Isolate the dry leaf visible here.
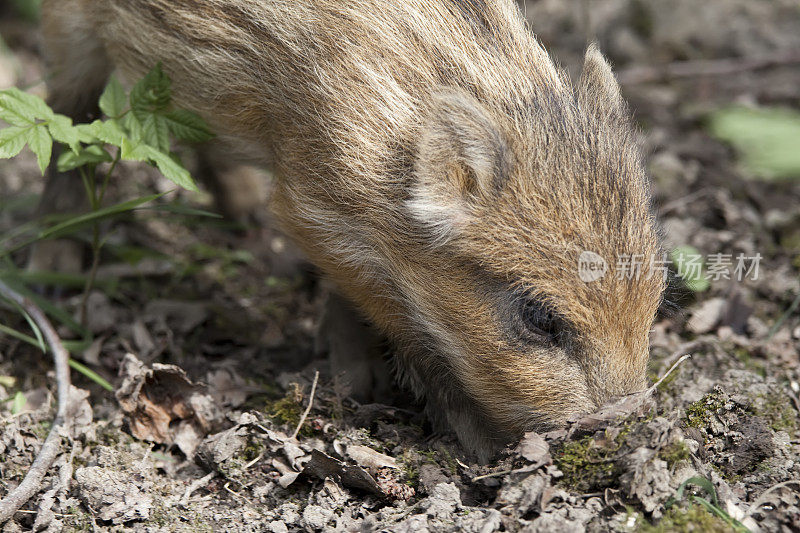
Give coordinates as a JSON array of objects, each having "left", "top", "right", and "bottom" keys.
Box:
[
  {"left": 74, "top": 467, "right": 153, "bottom": 524},
  {"left": 115, "top": 353, "right": 223, "bottom": 457},
  {"left": 515, "top": 432, "right": 551, "bottom": 467},
  {"left": 302, "top": 449, "right": 384, "bottom": 496},
  {"left": 345, "top": 444, "right": 398, "bottom": 470}
]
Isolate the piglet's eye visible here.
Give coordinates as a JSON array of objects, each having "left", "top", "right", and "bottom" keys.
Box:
[{"left": 519, "top": 299, "right": 560, "bottom": 341}]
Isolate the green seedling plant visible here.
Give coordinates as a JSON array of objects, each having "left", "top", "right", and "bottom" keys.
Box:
[
  {"left": 665, "top": 476, "right": 750, "bottom": 532},
  {"left": 0, "top": 64, "right": 214, "bottom": 389}
]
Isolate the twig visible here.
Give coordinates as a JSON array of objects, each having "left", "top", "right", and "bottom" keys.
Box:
[
  {"left": 743, "top": 479, "right": 800, "bottom": 520},
  {"left": 471, "top": 469, "right": 518, "bottom": 482},
  {"left": 455, "top": 458, "right": 470, "bottom": 470},
  {"left": 618, "top": 51, "right": 800, "bottom": 85},
  {"left": 0, "top": 280, "right": 73, "bottom": 525},
  {"left": 222, "top": 482, "right": 250, "bottom": 504},
  {"left": 659, "top": 340, "right": 705, "bottom": 372},
  {"left": 648, "top": 353, "right": 692, "bottom": 395},
  {"left": 291, "top": 371, "right": 319, "bottom": 440},
  {"left": 179, "top": 471, "right": 217, "bottom": 506},
  {"left": 243, "top": 452, "right": 265, "bottom": 470},
  {"left": 14, "top": 510, "right": 70, "bottom": 518},
  {"left": 786, "top": 383, "right": 800, "bottom": 414}
]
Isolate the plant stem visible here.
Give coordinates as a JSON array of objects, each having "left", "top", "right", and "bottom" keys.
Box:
[
  {"left": 99, "top": 151, "right": 121, "bottom": 205},
  {"left": 79, "top": 167, "right": 102, "bottom": 327},
  {"left": 767, "top": 286, "right": 800, "bottom": 341}
]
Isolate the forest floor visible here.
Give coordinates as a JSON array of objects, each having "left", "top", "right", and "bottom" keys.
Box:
[{"left": 1, "top": 1, "right": 799, "bottom": 531}]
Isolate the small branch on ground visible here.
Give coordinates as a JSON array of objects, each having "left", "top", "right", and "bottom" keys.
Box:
[
  {"left": 647, "top": 353, "right": 692, "bottom": 395},
  {"left": 660, "top": 339, "right": 706, "bottom": 371},
  {"left": 471, "top": 469, "right": 518, "bottom": 482},
  {"left": 0, "top": 280, "right": 73, "bottom": 525},
  {"left": 618, "top": 51, "right": 800, "bottom": 85},
  {"left": 179, "top": 471, "right": 217, "bottom": 507},
  {"left": 744, "top": 480, "right": 800, "bottom": 520},
  {"left": 291, "top": 371, "right": 319, "bottom": 440}
]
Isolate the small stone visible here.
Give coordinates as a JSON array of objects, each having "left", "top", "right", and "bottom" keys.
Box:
[
  {"left": 268, "top": 521, "right": 288, "bottom": 533},
  {"left": 302, "top": 504, "right": 333, "bottom": 531},
  {"left": 687, "top": 298, "right": 727, "bottom": 334}
]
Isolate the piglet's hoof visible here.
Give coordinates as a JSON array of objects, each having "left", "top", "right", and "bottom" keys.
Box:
[{"left": 315, "top": 293, "right": 393, "bottom": 404}]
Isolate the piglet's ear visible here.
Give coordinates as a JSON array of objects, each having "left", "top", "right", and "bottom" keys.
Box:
[
  {"left": 408, "top": 90, "right": 509, "bottom": 242},
  {"left": 578, "top": 43, "right": 626, "bottom": 119}
]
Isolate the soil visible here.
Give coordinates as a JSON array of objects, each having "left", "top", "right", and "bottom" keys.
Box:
[{"left": 1, "top": 1, "right": 799, "bottom": 531}]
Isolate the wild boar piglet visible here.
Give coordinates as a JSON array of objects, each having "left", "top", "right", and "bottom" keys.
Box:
[{"left": 40, "top": 0, "right": 664, "bottom": 458}]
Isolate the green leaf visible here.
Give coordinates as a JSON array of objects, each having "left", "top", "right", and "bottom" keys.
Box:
[
  {"left": 69, "top": 359, "right": 114, "bottom": 392},
  {"left": 0, "top": 126, "right": 29, "bottom": 159},
  {"left": 47, "top": 115, "right": 81, "bottom": 153},
  {"left": 0, "top": 102, "right": 32, "bottom": 126},
  {"left": 11, "top": 391, "right": 26, "bottom": 415},
  {"left": 141, "top": 113, "right": 170, "bottom": 152},
  {"left": 130, "top": 63, "right": 171, "bottom": 117},
  {"left": 119, "top": 136, "right": 147, "bottom": 162},
  {"left": 74, "top": 123, "right": 100, "bottom": 144},
  {"left": 139, "top": 144, "right": 198, "bottom": 191},
  {"left": 17, "top": 299, "right": 46, "bottom": 352},
  {"left": 670, "top": 245, "right": 710, "bottom": 293},
  {"left": 26, "top": 124, "right": 53, "bottom": 174},
  {"left": 162, "top": 109, "right": 215, "bottom": 143},
  {"left": 0, "top": 87, "right": 53, "bottom": 122},
  {"left": 709, "top": 106, "right": 800, "bottom": 181},
  {"left": 143, "top": 203, "right": 222, "bottom": 218},
  {"left": 76, "top": 119, "right": 127, "bottom": 147},
  {"left": 2, "top": 269, "right": 88, "bottom": 289},
  {"left": 0, "top": 89, "right": 37, "bottom": 123},
  {"left": 674, "top": 476, "right": 719, "bottom": 507},
  {"left": 120, "top": 112, "right": 144, "bottom": 143},
  {"left": 122, "top": 139, "right": 197, "bottom": 191},
  {"left": 0, "top": 322, "right": 36, "bottom": 348},
  {"left": 38, "top": 192, "right": 166, "bottom": 240},
  {"left": 0, "top": 318, "right": 45, "bottom": 352},
  {"left": 57, "top": 145, "right": 113, "bottom": 172},
  {"left": 93, "top": 119, "right": 127, "bottom": 147},
  {"left": 99, "top": 76, "right": 127, "bottom": 118},
  {"left": 63, "top": 340, "right": 92, "bottom": 353}
]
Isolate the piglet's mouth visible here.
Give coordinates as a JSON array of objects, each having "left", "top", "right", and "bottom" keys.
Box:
[
  {"left": 557, "top": 355, "right": 690, "bottom": 433},
  {"left": 556, "top": 388, "right": 657, "bottom": 435}
]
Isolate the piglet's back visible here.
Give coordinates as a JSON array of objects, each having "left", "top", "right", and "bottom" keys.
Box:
[{"left": 88, "top": 0, "right": 568, "bottom": 172}]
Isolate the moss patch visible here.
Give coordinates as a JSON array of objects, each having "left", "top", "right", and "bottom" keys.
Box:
[
  {"left": 554, "top": 425, "right": 633, "bottom": 492},
  {"left": 263, "top": 383, "right": 308, "bottom": 434},
  {"left": 659, "top": 440, "right": 690, "bottom": 469},
  {"left": 732, "top": 347, "right": 767, "bottom": 378},
  {"left": 685, "top": 391, "right": 726, "bottom": 429},
  {"left": 639, "top": 503, "right": 734, "bottom": 532},
  {"left": 400, "top": 451, "right": 420, "bottom": 489},
  {"left": 748, "top": 391, "right": 798, "bottom": 435}
]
